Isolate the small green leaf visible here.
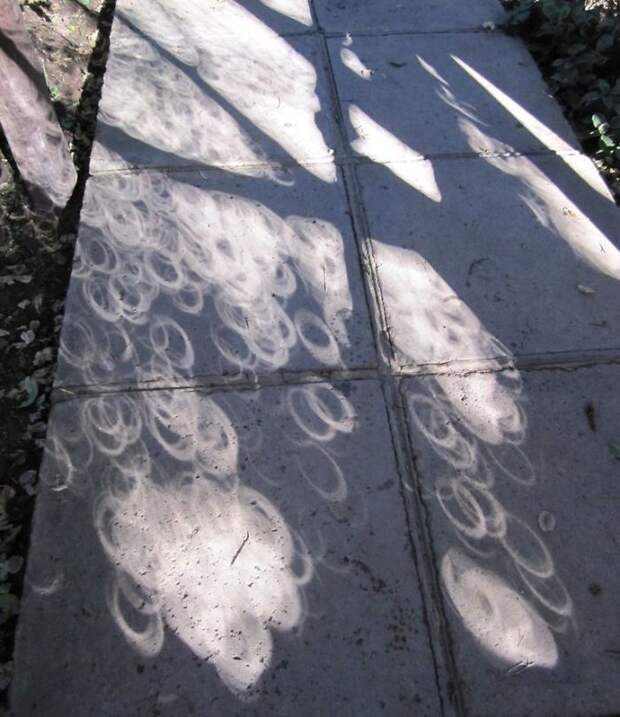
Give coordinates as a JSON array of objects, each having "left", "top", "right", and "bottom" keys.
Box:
[
  {"left": 18, "top": 377, "right": 38, "bottom": 408},
  {"left": 601, "top": 134, "right": 616, "bottom": 148},
  {"left": 592, "top": 113, "right": 605, "bottom": 128}
]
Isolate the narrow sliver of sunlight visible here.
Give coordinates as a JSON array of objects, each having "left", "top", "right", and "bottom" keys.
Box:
[
  {"left": 452, "top": 55, "right": 614, "bottom": 202},
  {"left": 348, "top": 105, "right": 442, "bottom": 202},
  {"left": 459, "top": 120, "right": 620, "bottom": 280}
]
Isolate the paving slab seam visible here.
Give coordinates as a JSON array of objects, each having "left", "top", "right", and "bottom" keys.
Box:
[
  {"left": 317, "top": 18, "right": 464, "bottom": 715},
  {"left": 49, "top": 367, "right": 381, "bottom": 403},
  {"left": 319, "top": 28, "right": 505, "bottom": 40},
  {"left": 88, "top": 146, "right": 590, "bottom": 178},
  {"left": 313, "top": 21, "right": 396, "bottom": 374},
  {"left": 399, "top": 349, "right": 620, "bottom": 377},
  {"left": 379, "top": 376, "right": 461, "bottom": 717},
  {"left": 394, "top": 375, "right": 467, "bottom": 717},
  {"left": 88, "top": 155, "right": 341, "bottom": 177},
  {"left": 49, "top": 348, "right": 620, "bottom": 405}
]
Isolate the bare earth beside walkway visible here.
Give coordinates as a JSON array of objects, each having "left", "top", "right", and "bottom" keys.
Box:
[{"left": 10, "top": 1, "right": 620, "bottom": 715}]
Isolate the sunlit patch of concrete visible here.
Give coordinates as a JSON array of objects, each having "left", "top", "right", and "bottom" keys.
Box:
[
  {"left": 259, "top": 0, "right": 313, "bottom": 26},
  {"left": 96, "top": 467, "right": 310, "bottom": 696},
  {"left": 97, "top": 22, "right": 280, "bottom": 179},
  {"left": 58, "top": 170, "right": 355, "bottom": 385},
  {"left": 117, "top": 0, "right": 336, "bottom": 182},
  {"left": 340, "top": 46, "right": 374, "bottom": 80},
  {"left": 459, "top": 120, "right": 620, "bottom": 280},
  {"left": 441, "top": 548, "right": 558, "bottom": 669},
  {"left": 348, "top": 105, "right": 441, "bottom": 202},
  {"left": 452, "top": 55, "right": 614, "bottom": 203},
  {"left": 375, "top": 242, "right": 521, "bottom": 445}
]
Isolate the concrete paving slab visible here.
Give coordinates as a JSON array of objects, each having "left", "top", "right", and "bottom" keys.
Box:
[
  {"left": 402, "top": 365, "right": 620, "bottom": 717},
  {"left": 12, "top": 380, "right": 442, "bottom": 716},
  {"left": 118, "top": 0, "right": 315, "bottom": 40},
  {"left": 55, "top": 166, "right": 376, "bottom": 387},
  {"left": 356, "top": 153, "right": 620, "bottom": 368},
  {"left": 314, "top": 0, "right": 505, "bottom": 33},
  {"left": 91, "top": 5, "right": 337, "bottom": 178},
  {"left": 207, "top": 0, "right": 316, "bottom": 35},
  {"left": 327, "top": 32, "right": 580, "bottom": 158}
]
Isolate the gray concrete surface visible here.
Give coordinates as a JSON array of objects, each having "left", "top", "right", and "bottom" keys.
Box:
[
  {"left": 90, "top": 24, "right": 339, "bottom": 175},
  {"left": 313, "top": 0, "right": 505, "bottom": 33},
  {"left": 402, "top": 365, "right": 620, "bottom": 717},
  {"left": 358, "top": 153, "right": 620, "bottom": 368},
  {"left": 11, "top": 0, "right": 620, "bottom": 715},
  {"left": 327, "top": 32, "right": 581, "bottom": 158},
  {"left": 54, "top": 166, "right": 375, "bottom": 388},
  {"left": 13, "top": 382, "right": 441, "bottom": 716}
]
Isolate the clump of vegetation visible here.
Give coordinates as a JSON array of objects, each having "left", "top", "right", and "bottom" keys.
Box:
[{"left": 503, "top": 0, "right": 620, "bottom": 200}]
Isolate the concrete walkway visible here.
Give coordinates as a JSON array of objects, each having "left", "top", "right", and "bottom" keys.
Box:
[{"left": 12, "top": 1, "right": 620, "bottom": 715}]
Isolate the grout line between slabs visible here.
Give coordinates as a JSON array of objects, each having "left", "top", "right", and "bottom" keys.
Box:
[
  {"left": 316, "top": 12, "right": 462, "bottom": 717},
  {"left": 148, "top": 26, "right": 508, "bottom": 42},
  {"left": 50, "top": 367, "right": 380, "bottom": 403},
  {"left": 49, "top": 349, "right": 620, "bottom": 404},
  {"left": 88, "top": 146, "right": 587, "bottom": 178}
]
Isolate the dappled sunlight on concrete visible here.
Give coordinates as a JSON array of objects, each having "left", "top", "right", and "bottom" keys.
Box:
[
  {"left": 115, "top": 0, "right": 336, "bottom": 181},
  {"left": 349, "top": 105, "right": 442, "bottom": 202},
  {"left": 441, "top": 549, "right": 558, "bottom": 670},
  {"left": 459, "top": 120, "right": 620, "bottom": 280},
  {"left": 373, "top": 240, "right": 574, "bottom": 650},
  {"left": 41, "top": 374, "right": 373, "bottom": 698},
  {"left": 284, "top": 384, "right": 357, "bottom": 506},
  {"left": 0, "top": 0, "right": 76, "bottom": 207},
  {"left": 452, "top": 55, "right": 613, "bottom": 202},
  {"left": 92, "top": 399, "right": 311, "bottom": 697},
  {"left": 335, "top": 41, "right": 613, "bottom": 674},
  {"left": 407, "top": 373, "right": 574, "bottom": 639},
  {"left": 95, "top": 22, "right": 280, "bottom": 179},
  {"left": 44, "top": 388, "right": 313, "bottom": 698},
  {"left": 17, "top": 1, "right": 620, "bottom": 711},
  {"left": 57, "top": 170, "right": 355, "bottom": 385},
  {"left": 376, "top": 242, "right": 521, "bottom": 444}
]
